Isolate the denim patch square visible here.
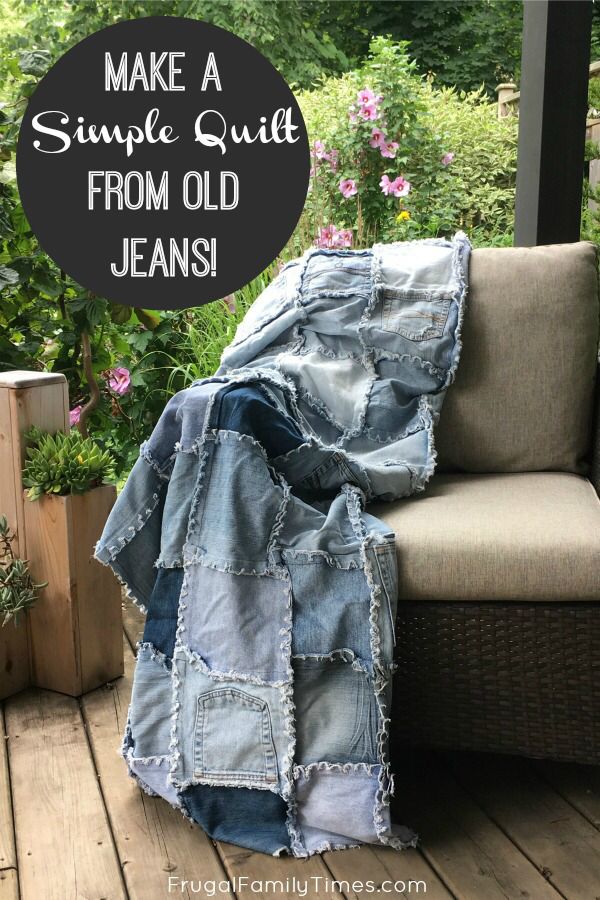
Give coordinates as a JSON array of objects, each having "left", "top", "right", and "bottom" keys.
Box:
[
  {"left": 128, "top": 644, "right": 173, "bottom": 760},
  {"left": 181, "top": 783, "right": 290, "bottom": 856},
  {"left": 142, "top": 567, "right": 184, "bottom": 660},
  {"left": 186, "top": 433, "right": 285, "bottom": 572},
  {"left": 181, "top": 564, "right": 289, "bottom": 682},
  {"left": 287, "top": 557, "right": 372, "bottom": 661},
  {"left": 129, "top": 758, "right": 181, "bottom": 808},
  {"left": 293, "top": 657, "right": 379, "bottom": 765},
  {"left": 278, "top": 351, "right": 372, "bottom": 432},
  {"left": 295, "top": 765, "right": 382, "bottom": 847},
  {"left": 172, "top": 653, "right": 288, "bottom": 792}
]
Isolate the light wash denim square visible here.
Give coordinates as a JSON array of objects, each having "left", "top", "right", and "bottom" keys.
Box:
[
  {"left": 129, "top": 759, "right": 182, "bottom": 808},
  {"left": 288, "top": 556, "right": 372, "bottom": 661},
  {"left": 128, "top": 644, "right": 173, "bottom": 760},
  {"left": 295, "top": 764, "right": 417, "bottom": 849},
  {"left": 279, "top": 351, "right": 372, "bottom": 432},
  {"left": 293, "top": 656, "right": 379, "bottom": 765},
  {"left": 172, "top": 652, "right": 288, "bottom": 793},
  {"left": 181, "top": 564, "right": 290, "bottom": 682}
]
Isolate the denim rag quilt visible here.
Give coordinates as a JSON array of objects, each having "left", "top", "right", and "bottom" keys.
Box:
[{"left": 95, "top": 232, "right": 471, "bottom": 857}]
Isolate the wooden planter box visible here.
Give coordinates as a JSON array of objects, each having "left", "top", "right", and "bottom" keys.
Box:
[
  {"left": 0, "top": 616, "right": 30, "bottom": 701},
  {"left": 24, "top": 484, "right": 124, "bottom": 695}
]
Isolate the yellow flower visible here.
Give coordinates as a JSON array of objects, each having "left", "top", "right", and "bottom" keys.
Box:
[
  {"left": 77, "top": 454, "right": 84, "bottom": 464},
  {"left": 397, "top": 211, "right": 411, "bottom": 222}
]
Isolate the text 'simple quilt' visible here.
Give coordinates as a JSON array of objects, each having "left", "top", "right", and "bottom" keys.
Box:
[{"left": 95, "top": 233, "right": 471, "bottom": 856}]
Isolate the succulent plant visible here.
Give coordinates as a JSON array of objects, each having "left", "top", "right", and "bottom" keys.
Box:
[
  {"left": 0, "top": 515, "right": 46, "bottom": 626},
  {"left": 22, "top": 427, "right": 116, "bottom": 501}
]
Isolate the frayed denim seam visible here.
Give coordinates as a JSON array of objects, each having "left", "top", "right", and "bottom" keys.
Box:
[
  {"left": 180, "top": 553, "right": 281, "bottom": 578},
  {"left": 140, "top": 441, "right": 174, "bottom": 479},
  {"left": 94, "top": 555, "right": 149, "bottom": 615},
  {"left": 178, "top": 643, "right": 287, "bottom": 688},
  {"left": 372, "top": 346, "right": 448, "bottom": 380},
  {"left": 94, "top": 471, "right": 163, "bottom": 563},
  {"left": 153, "top": 558, "right": 184, "bottom": 569},
  {"left": 137, "top": 641, "right": 171, "bottom": 671},
  {"left": 294, "top": 343, "right": 365, "bottom": 363},
  {"left": 280, "top": 569, "right": 307, "bottom": 857},
  {"left": 295, "top": 386, "right": 348, "bottom": 434},
  {"left": 280, "top": 549, "right": 362, "bottom": 569},
  {"left": 268, "top": 481, "right": 307, "bottom": 856},
  {"left": 293, "top": 762, "right": 382, "bottom": 779},
  {"left": 443, "top": 230, "right": 470, "bottom": 387},
  {"left": 337, "top": 367, "right": 377, "bottom": 446},
  {"left": 292, "top": 649, "right": 371, "bottom": 674},
  {"left": 360, "top": 538, "right": 418, "bottom": 850},
  {"left": 342, "top": 484, "right": 368, "bottom": 541}
]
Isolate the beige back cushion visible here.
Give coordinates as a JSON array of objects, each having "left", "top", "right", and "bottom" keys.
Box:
[{"left": 436, "top": 242, "right": 599, "bottom": 475}]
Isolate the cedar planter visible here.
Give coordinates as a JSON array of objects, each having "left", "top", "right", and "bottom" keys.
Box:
[
  {"left": 0, "top": 616, "right": 30, "bottom": 701},
  {"left": 0, "top": 370, "right": 124, "bottom": 700},
  {"left": 24, "top": 484, "right": 123, "bottom": 695}
]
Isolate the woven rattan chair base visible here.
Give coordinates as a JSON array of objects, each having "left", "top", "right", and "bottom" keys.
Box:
[{"left": 391, "top": 601, "right": 600, "bottom": 765}]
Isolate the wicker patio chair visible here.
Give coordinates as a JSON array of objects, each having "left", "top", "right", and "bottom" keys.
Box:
[{"left": 372, "top": 242, "right": 600, "bottom": 765}]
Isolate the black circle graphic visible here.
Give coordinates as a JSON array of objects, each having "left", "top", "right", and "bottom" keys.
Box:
[{"left": 17, "top": 17, "right": 310, "bottom": 310}]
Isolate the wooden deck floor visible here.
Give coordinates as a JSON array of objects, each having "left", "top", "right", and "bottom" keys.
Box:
[{"left": 2, "top": 602, "right": 600, "bottom": 900}]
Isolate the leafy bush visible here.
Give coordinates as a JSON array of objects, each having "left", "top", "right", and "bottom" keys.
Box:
[
  {"left": 296, "top": 37, "right": 518, "bottom": 247},
  {"left": 23, "top": 428, "right": 115, "bottom": 500},
  {"left": 0, "top": 515, "right": 46, "bottom": 626}
]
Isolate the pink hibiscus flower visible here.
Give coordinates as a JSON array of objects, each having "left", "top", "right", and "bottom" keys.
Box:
[
  {"left": 441, "top": 152, "right": 455, "bottom": 166},
  {"left": 369, "top": 127, "right": 386, "bottom": 149},
  {"left": 359, "top": 103, "right": 379, "bottom": 121},
  {"left": 314, "top": 224, "right": 353, "bottom": 250},
  {"left": 381, "top": 141, "right": 399, "bottom": 159},
  {"left": 69, "top": 405, "right": 82, "bottom": 427},
  {"left": 339, "top": 178, "right": 358, "bottom": 199},
  {"left": 222, "top": 294, "right": 236, "bottom": 314},
  {"left": 107, "top": 366, "right": 131, "bottom": 396},
  {"left": 380, "top": 174, "right": 411, "bottom": 198},
  {"left": 357, "top": 88, "right": 376, "bottom": 105}
]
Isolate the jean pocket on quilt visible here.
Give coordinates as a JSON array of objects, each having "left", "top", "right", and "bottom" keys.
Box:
[
  {"left": 380, "top": 289, "right": 451, "bottom": 342},
  {"left": 194, "top": 688, "right": 278, "bottom": 785}
]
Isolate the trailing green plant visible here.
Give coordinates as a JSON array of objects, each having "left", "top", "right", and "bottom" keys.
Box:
[
  {"left": 0, "top": 514, "right": 46, "bottom": 626},
  {"left": 22, "top": 427, "right": 115, "bottom": 500}
]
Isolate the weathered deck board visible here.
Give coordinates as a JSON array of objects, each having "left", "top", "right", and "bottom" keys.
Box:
[
  {"left": 81, "top": 635, "right": 233, "bottom": 900},
  {"left": 535, "top": 758, "right": 600, "bottom": 828},
  {"left": 393, "top": 750, "right": 560, "bottom": 900},
  {"left": 5, "top": 688, "right": 126, "bottom": 900},
  {"left": 323, "top": 845, "right": 453, "bottom": 900},
  {"left": 216, "top": 841, "right": 343, "bottom": 899},
  {"left": 0, "top": 868, "right": 18, "bottom": 900},
  {"left": 0, "top": 708, "right": 16, "bottom": 874},
  {"left": 447, "top": 750, "right": 600, "bottom": 899},
  {"left": 122, "top": 597, "right": 144, "bottom": 652}
]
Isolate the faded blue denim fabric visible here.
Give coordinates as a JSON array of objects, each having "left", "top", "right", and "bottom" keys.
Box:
[{"left": 95, "top": 234, "right": 470, "bottom": 857}]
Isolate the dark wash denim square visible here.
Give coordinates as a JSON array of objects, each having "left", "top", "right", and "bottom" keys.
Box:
[
  {"left": 142, "top": 567, "right": 184, "bottom": 661},
  {"left": 181, "top": 784, "right": 290, "bottom": 855},
  {"left": 210, "top": 384, "right": 305, "bottom": 457}
]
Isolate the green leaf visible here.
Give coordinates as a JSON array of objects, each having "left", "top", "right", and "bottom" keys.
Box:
[
  {"left": 0, "top": 266, "right": 20, "bottom": 288},
  {"left": 18, "top": 50, "right": 51, "bottom": 77}
]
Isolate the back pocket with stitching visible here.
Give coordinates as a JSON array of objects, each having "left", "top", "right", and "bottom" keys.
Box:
[
  {"left": 194, "top": 688, "right": 278, "bottom": 785},
  {"left": 381, "top": 290, "right": 451, "bottom": 342}
]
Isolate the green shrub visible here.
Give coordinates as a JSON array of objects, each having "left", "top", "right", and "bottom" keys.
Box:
[
  {"left": 296, "top": 37, "right": 517, "bottom": 247},
  {"left": 0, "top": 515, "right": 46, "bottom": 625},
  {"left": 22, "top": 427, "right": 115, "bottom": 500}
]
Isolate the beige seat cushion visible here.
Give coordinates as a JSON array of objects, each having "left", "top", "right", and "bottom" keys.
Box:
[
  {"left": 369, "top": 473, "right": 600, "bottom": 602},
  {"left": 436, "top": 242, "right": 599, "bottom": 475}
]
